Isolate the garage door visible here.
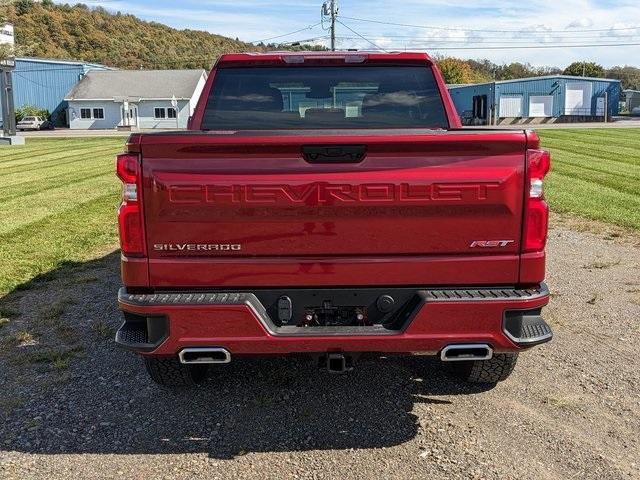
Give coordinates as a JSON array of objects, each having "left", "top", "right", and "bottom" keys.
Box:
[
  {"left": 565, "top": 82, "right": 593, "bottom": 115},
  {"left": 499, "top": 95, "right": 523, "bottom": 117},
  {"left": 529, "top": 95, "right": 553, "bottom": 117}
]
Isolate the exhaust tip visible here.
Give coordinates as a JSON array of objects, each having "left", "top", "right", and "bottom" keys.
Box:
[
  {"left": 178, "top": 347, "right": 231, "bottom": 364},
  {"left": 440, "top": 344, "right": 493, "bottom": 362}
]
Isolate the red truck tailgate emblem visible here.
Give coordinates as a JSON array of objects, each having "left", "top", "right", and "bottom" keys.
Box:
[{"left": 167, "top": 182, "right": 502, "bottom": 205}]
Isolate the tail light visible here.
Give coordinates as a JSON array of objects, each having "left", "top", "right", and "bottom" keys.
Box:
[
  {"left": 523, "top": 149, "right": 551, "bottom": 253},
  {"left": 116, "top": 153, "right": 146, "bottom": 256}
]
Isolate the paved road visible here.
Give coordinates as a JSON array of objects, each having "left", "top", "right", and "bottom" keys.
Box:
[
  {"left": 0, "top": 217, "right": 638, "bottom": 479},
  {"left": 16, "top": 128, "right": 173, "bottom": 138},
  {"left": 473, "top": 119, "right": 640, "bottom": 129}
]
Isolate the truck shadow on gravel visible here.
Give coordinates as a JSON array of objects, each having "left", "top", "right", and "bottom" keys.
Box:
[{"left": 0, "top": 252, "right": 493, "bottom": 459}]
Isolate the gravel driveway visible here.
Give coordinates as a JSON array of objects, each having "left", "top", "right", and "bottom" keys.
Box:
[{"left": 1, "top": 217, "right": 638, "bottom": 480}]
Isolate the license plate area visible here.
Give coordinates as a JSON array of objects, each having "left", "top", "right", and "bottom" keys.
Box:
[{"left": 301, "top": 302, "right": 368, "bottom": 327}]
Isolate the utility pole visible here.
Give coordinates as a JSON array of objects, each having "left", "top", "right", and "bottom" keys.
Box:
[
  {"left": 322, "top": 0, "right": 338, "bottom": 50},
  {"left": 1, "top": 22, "right": 17, "bottom": 139},
  {"left": 331, "top": 0, "right": 338, "bottom": 51},
  {"left": 1, "top": 66, "right": 16, "bottom": 136}
]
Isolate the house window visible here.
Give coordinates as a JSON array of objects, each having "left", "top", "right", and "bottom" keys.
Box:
[
  {"left": 80, "top": 108, "right": 91, "bottom": 119},
  {"left": 154, "top": 108, "right": 166, "bottom": 119},
  {"left": 167, "top": 107, "right": 177, "bottom": 119},
  {"left": 93, "top": 108, "right": 104, "bottom": 119}
]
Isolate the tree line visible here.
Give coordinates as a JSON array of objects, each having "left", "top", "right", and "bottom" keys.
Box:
[{"left": 437, "top": 57, "right": 640, "bottom": 90}]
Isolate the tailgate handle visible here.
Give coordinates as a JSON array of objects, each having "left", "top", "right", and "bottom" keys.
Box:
[{"left": 302, "top": 145, "right": 367, "bottom": 164}]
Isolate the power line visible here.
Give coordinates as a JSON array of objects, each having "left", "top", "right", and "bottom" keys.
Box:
[
  {"left": 335, "top": 19, "right": 388, "bottom": 52},
  {"left": 277, "top": 36, "right": 331, "bottom": 45},
  {"left": 339, "top": 15, "right": 640, "bottom": 34},
  {"left": 331, "top": 32, "right": 640, "bottom": 41},
  {"left": 333, "top": 35, "right": 640, "bottom": 44},
  {"left": 250, "top": 22, "right": 322, "bottom": 44},
  {"left": 376, "top": 42, "right": 640, "bottom": 51}
]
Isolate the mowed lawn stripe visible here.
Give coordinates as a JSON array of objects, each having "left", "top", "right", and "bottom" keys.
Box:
[
  {"left": 540, "top": 130, "right": 640, "bottom": 147},
  {"left": 563, "top": 157, "right": 640, "bottom": 181},
  {"left": 0, "top": 160, "right": 115, "bottom": 190},
  {"left": 546, "top": 172, "right": 640, "bottom": 229},
  {"left": 0, "top": 193, "right": 119, "bottom": 294},
  {"left": 0, "top": 144, "right": 89, "bottom": 164},
  {"left": 547, "top": 149, "right": 640, "bottom": 179},
  {"left": 551, "top": 162, "right": 639, "bottom": 197},
  {"left": 0, "top": 143, "right": 89, "bottom": 163},
  {"left": 0, "top": 145, "right": 121, "bottom": 175},
  {"left": 0, "top": 169, "right": 113, "bottom": 203},
  {"left": 0, "top": 139, "right": 122, "bottom": 166},
  {"left": 0, "top": 173, "right": 120, "bottom": 235},
  {"left": 542, "top": 143, "right": 640, "bottom": 167},
  {"left": 540, "top": 128, "right": 640, "bottom": 142},
  {"left": 539, "top": 128, "right": 640, "bottom": 229},
  {"left": 540, "top": 141, "right": 640, "bottom": 167},
  {"left": 0, "top": 138, "right": 124, "bottom": 295},
  {"left": 545, "top": 149, "right": 640, "bottom": 179}
]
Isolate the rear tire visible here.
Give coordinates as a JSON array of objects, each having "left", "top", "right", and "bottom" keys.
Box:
[
  {"left": 449, "top": 353, "right": 518, "bottom": 384},
  {"left": 144, "top": 357, "right": 209, "bottom": 387}
]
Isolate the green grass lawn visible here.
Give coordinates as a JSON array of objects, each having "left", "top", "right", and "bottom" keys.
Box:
[
  {"left": 0, "top": 138, "right": 124, "bottom": 295},
  {"left": 0, "top": 130, "right": 638, "bottom": 296},
  {"left": 539, "top": 128, "right": 640, "bottom": 230}
]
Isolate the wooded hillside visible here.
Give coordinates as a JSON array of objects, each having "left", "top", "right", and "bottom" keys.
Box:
[{"left": 4, "top": 0, "right": 258, "bottom": 69}]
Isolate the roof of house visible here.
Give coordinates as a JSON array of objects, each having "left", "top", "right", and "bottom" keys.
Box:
[
  {"left": 448, "top": 74, "right": 621, "bottom": 90},
  {"left": 65, "top": 69, "right": 206, "bottom": 101}
]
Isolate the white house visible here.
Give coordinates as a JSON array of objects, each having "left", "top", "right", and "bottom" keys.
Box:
[{"left": 64, "top": 69, "right": 207, "bottom": 129}]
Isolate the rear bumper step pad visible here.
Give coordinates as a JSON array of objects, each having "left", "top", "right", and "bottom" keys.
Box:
[
  {"left": 503, "top": 309, "right": 553, "bottom": 347},
  {"left": 119, "top": 284, "right": 548, "bottom": 307}
]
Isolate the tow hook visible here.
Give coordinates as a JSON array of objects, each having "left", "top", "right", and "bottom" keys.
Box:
[{"left": 319, "top": 353, "right": 354, "bottom": 374}]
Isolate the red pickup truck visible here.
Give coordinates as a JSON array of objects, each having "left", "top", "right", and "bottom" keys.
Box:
[{"left": 115, "top": 51, "right": 552, "bottom": 387}]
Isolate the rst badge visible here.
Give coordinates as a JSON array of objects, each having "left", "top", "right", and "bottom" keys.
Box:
[{"left": 469, "top": 240, "right": 514, "bottom": 248}]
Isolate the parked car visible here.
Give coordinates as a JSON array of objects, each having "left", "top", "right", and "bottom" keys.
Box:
[
  {"left": 115, "top": 51, "right": 553, "bottom": 387},
  {"left": 17, "top": 116, "right": 46, "bottom": 131}
]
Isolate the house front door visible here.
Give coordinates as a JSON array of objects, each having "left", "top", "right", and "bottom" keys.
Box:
[
  {"left": 128, "top": 105, "right": 138, "bottom": 126},
  {"left": 122, "top": 103, "right": 138, "bottom": 127}
]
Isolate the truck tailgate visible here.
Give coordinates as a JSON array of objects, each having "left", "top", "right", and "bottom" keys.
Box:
[{"left": 140, "top": 130, "right": 528, "bottom": 287}]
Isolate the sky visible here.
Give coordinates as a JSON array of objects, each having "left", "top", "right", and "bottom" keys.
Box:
[{"left": 62, "top": 0, "right": 640, "bottom": 68}]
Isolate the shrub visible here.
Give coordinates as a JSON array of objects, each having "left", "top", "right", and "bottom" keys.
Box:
[{"left": 15, "top": 105, "right": 50, "bottom": 122}]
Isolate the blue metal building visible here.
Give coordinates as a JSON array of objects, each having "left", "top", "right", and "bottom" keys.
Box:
[
  {"left": 448, "top": 75, "right": 621, "bottom": 125},
  {"left": 2, "top": 57, "right": 110, "bottom": 126}
]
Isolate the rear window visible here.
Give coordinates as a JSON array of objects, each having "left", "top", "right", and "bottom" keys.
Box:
[
  {"left": 202, "top": 66, "right": 449, "bottom": 130},
  {"left": 23, "top": 117, "right": 36, "bottom": 121}
]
